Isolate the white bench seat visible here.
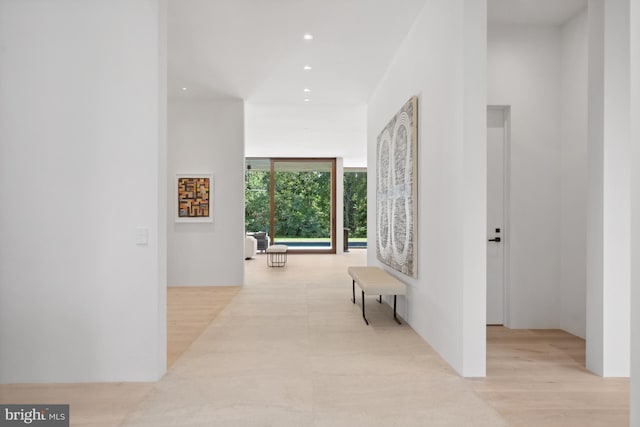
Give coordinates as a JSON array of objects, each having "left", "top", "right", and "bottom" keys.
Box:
[{"left": 348, "top": 266, "right": 406, "bottom": 325}]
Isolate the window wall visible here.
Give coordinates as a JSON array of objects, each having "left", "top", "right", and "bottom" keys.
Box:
[
  {"left": 246, "top": 158, "right": 337, "bottom": 253},
  {"left": 343, "top": 168, "right": 367, "bottom": 248}
]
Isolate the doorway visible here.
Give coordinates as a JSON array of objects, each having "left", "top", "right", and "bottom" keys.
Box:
[
  {"left": 245, "top": 157, "right": 337, "bottom": 254},
  {"left": 487, "top": 106, "right": 510, "bottom": 326}
]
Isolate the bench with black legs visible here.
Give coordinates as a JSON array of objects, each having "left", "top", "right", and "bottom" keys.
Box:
[{"left": 347, "top": 266, "right": 407, "bottom": 325}]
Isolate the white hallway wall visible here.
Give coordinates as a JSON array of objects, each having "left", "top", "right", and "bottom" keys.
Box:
[
  {"left": 488, "top": 23, "right": 563, "bottom": 330},
  {"left": 0, "top": 0, "right": 167, "bottom": 382},
  {"left": 631, "top": 0, "right": 640, "bottom": 422},
  {"left": 488, "top": 2, "right": 633, "bottom": 379},
  {"left": 168, "top": 100, "right": 245, "bottom": 286},
  {"left": 487, "top": 14, "right": 589, "bottom": 336},
  {"left": 367, "top": 0, "right": 487, "bottom": 376}
]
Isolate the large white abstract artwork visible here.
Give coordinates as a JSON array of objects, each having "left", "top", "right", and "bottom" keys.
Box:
[{"left": 376, "top": 96, "right": 418, "bottom": 278}]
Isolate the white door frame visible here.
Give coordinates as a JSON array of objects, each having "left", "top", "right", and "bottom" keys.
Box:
[{"left": 487, "top": 105, "right": 511, "bottom": 328}]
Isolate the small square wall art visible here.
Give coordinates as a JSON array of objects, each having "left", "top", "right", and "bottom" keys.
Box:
[{"left": 175, "top": 173, "right": 213, "bottom": 222}]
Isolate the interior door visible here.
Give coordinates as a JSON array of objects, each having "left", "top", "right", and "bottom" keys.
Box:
[{"left": 487, "top": 107, "right": 506, "bottom": 325}]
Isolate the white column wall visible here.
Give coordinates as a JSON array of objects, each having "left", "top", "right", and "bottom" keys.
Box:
[
  {"left": 560, "top": 11, "right": 589, "bottom": 339},
  {"left": 336, "top": 158, "right": 345, "bottom": 254},
  {"left": 367, "top": 0, "right": 486, "bottom": 376},
  {"left": 586, "top": 0, "right": 631, "bottom": 377},
  {"left": 167, "top": 100, "right": 245, "bottom": 286},
  {"left": 0, "top": 0, "right": 167, "bottom": 382},
  {"left": 630, "top": 0, "right": 640, "bottom": 421},
  {"left": 462, "top": 0, "right": 488, "bottom": 376}
]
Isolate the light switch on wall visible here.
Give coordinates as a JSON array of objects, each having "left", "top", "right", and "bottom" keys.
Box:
[{"left": 135, "top": 227, "right": 149, "bottom": 246}]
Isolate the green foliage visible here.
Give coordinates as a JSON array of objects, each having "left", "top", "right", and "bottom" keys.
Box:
[
  {"left": 343, "top": 172, "right": 367, "bottom": 238},
  {"left": 245, "top": 168, "right": 368, "bottom": 240},
  {"left": 274, "top": 171, "right": 330, "bottom": 238},
  {"left": 244, "top": 171, "right": 270, "bottom": 232}
]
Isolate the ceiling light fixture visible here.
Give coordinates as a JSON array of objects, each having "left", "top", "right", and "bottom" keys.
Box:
[
  {"left": 303, "top": 33, "right": 313, "bottom": 40},
  {"left": 303, "top": 65, "right": 312, "bottom": 71},
  {"left": 181, "top": 87, "right": 188, "bottom": 91},
  {"left": 303, "top": 88, "right": 311, "bottom": 93},
  {"left": 304, "top": 98, "right": 310, "bottom": 102}
]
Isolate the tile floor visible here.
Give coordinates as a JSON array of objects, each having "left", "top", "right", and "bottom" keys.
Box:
[{"left": 121, "top": 250, "right": 507, "bottom": 426}]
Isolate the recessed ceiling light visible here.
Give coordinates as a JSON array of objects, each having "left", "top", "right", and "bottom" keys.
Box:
[
  {"left": 181, "top": 87, "right": 188, "bottom": 91},
  {"left": 303, "top": 65, "right": 312, "bottom": 71},
  {"left": 304, "top": 98, "right": 310, "bottom": 102},
  {"left": 303, "top": 34, "right": 313, "bottom": 40},
  {"left": 303, "top": 88, "right": 311, "bottom": 93}
]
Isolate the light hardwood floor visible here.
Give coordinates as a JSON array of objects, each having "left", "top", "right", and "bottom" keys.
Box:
[
  {"left": 0, "top": 252, "right": 630, "bottom": 426},
  {"left": 467, "top": 327, "right": 629, "bottom": 426},
  {"left": 0, "top": 287, "right": 239, "bottom": 427},
  {"left": 167, "top": 286, "right": 240, "bottom": 367}
]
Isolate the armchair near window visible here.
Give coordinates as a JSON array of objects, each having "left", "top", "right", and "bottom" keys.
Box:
[{"left": 252, "top": 232, "right": 270, "bottom": 252}]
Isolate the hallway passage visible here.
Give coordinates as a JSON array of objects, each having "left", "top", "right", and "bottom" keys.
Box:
[
  {"left": 0, "top": 251, "right": 628, "bottom": 426},
  {"left": 122, "top": 250, "right": 506, "bottom": 426}
]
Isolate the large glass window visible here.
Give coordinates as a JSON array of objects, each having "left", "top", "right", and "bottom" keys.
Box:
[
  {"left": 343, "top": 169, "right": 367, "bottom": 248},
  {"left": 245, "top": 158, "right": 336, "bottom": 253},
  {"left": 245, "top": 158, "right": 271, "bottom": 233}
]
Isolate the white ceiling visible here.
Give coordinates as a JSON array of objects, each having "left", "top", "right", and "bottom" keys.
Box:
[
  {"left": 169, "top": 0, "right": 590, "bottom": 105},
  {"left": 245, "top": 103, "right": 367, "bottom": 167},
  {"left": 488, "top": 0, "right": 587, "bottom": 26},
  {"left": 169, "top": 0, "right": 590, "bottom": 167},
  {"left": 167, "top": 0, "right": 428, "bottom": 104}
]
